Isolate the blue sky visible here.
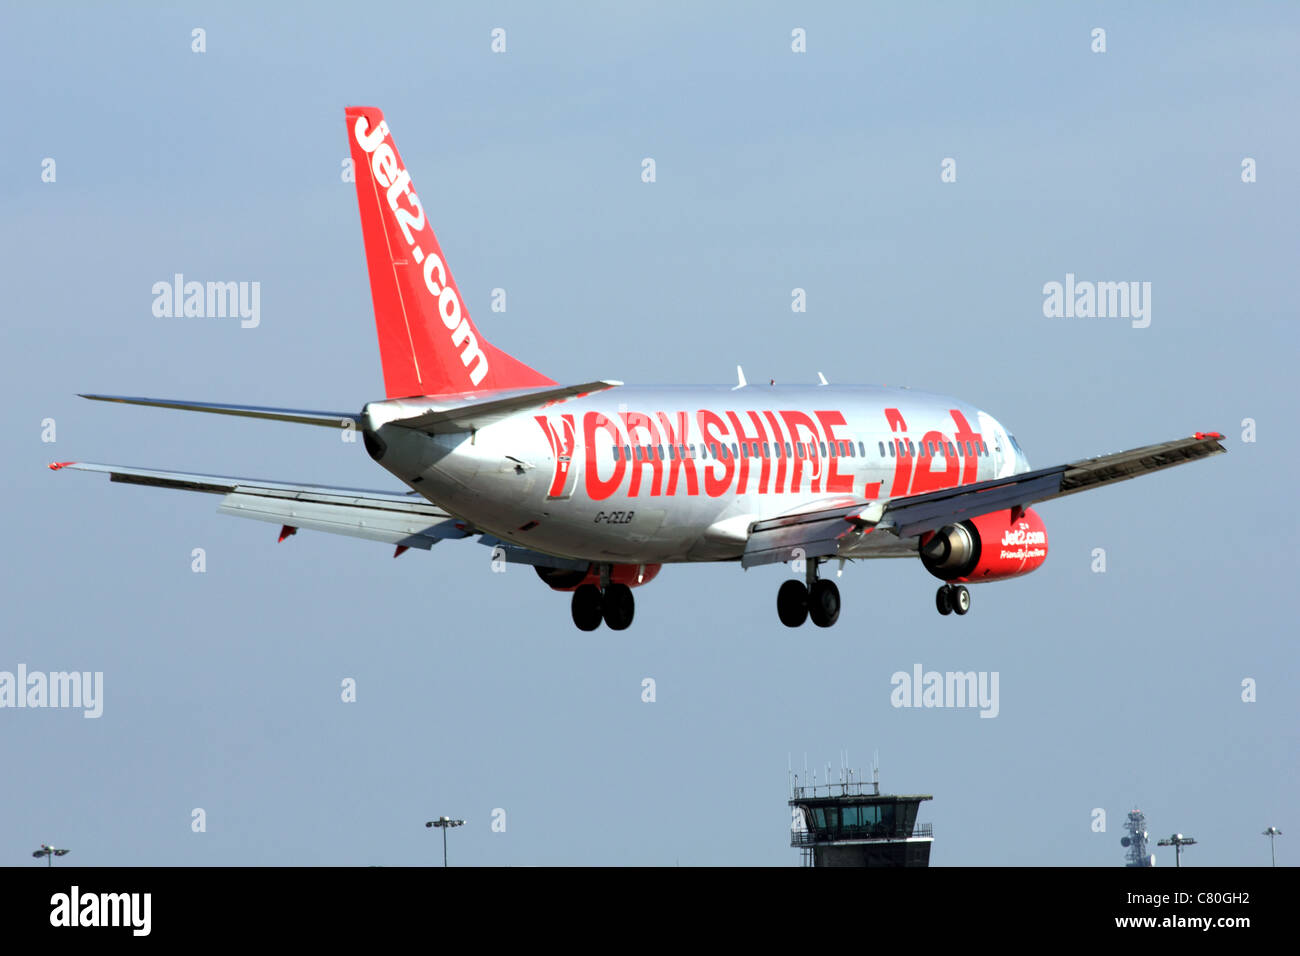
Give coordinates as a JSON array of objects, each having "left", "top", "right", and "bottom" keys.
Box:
[{"left": 2, "top": 2, "right": 1295, "bottom": 865}]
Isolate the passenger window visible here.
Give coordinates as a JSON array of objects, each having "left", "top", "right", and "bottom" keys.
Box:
[
  {"left": 796, "top": 442, "right": 805, "bottom": 456},
  {"left": 947, "top": 442, "right": 956, "bottom": 457},
  {"left": 858, "top": 441, "right": 866, "bottom": 457},
  {"left": 763, "top": 442, "right": 771, "bottom": 457},
  {"left": 623, "top": 445, "right": 632, "bottom": 461},
  {"left": 741, "top": 443, "right": 749, "bottom": 459},
  {"left": 818, "top": 441, "right": 827, "bottom": 457},
  {"left": 785, "top": 442, "right": 793, "bottom": 457},
  {"left": 657, "top": 444, "right": 665, "bottom": 460},
  {"left": 635, "top": 446, "right": 644, "bottom": 461},
  {"left": 907, "top": 440, "right": 915, "bottom": 456},
  {"left": 613, "top": 446, "right": 621, "bottom": 462},
  {"left": 828, "top": 442, "right": 837, "bottom": 458},
  {"left": 668, "top": 445, "right": 676, "bottom": 460}
]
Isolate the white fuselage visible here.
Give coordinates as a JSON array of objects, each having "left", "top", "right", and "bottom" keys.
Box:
[{"left": 364, "top": 385, "right": 1031, "bottom": 565}]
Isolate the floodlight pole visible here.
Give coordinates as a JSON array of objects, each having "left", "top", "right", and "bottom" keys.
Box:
[
  {"left": 1157, "top": 833, "right": 1196, "bottom": 867},
  {"left": 1263, "top": 827, "right": 1282, "bottom": 867},
  {"left": 425, "top": 816, "right": 465, "bottom": 867}
]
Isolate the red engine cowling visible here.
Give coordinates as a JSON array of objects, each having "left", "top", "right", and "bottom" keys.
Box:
[
  {"left": 919, "top": 507, "right": 1048, "bottom": 583},
  {"left": 535, "top": 563, "right": 662, "bottom": 591}
]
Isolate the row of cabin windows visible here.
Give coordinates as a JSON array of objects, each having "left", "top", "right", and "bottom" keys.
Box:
[
  {"left": 878, "top": 438, "right": 990, "bottom": 459},
  {"left": 610, "top": 438, "right": 991, "bottom": 463}
]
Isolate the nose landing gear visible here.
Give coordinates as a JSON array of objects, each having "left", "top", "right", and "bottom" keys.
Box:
[{"left": 776, "top": 559, "right": 841, "bottom": 628}]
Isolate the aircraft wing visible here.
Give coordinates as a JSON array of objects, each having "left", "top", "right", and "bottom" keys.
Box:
[
  {"left": 741, "top": 432, "right": 1226, "bottom": 568},
  {"left": 51, "top": 461, "right": 591, "bottom": 571},
  {"left": 51, "top": 461, "right": 471, "bottom": 551}
]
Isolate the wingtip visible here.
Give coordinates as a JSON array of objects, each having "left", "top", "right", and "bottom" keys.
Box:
[{"left": 48, "top": 461, "right": 75, "bottom": 471}]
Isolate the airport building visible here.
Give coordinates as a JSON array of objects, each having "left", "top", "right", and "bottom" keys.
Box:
[{"left": 790, "top": 772, "right": 933, "bottom": 867}]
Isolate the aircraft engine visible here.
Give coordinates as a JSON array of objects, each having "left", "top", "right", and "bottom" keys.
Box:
[{"left": 919, "top": 507, "right": 1048, "bottom": 583}]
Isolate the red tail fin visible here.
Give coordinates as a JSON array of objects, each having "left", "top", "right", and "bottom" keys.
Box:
[{"left": 346, "top": 106, "right": 554, "bottom": 398}]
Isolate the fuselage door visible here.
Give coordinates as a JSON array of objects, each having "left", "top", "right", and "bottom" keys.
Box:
[{"left": 536, "top": 414, "right": 582, "bottom": 499}]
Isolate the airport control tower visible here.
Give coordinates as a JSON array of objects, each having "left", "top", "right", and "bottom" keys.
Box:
[{"left": 789, "top": 768, "right": 933, "bottom": 867}]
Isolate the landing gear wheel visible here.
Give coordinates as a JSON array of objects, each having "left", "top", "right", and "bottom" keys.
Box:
[
  {"left": 602, "top": 583, "right": 635, "bottom": 631},
  {"left": 935, "top": 585, "right": 953, "bottom": 616},
  {"left": 777, "top": 580, "right": 809, "bottom": 628},
  {"left": 951, "top": 585, "right": 971, "bottom": 616},
  {"left": 808, "top": 579, "right": 841, "bottom": 628},
  {"left": 571, "top": 584, "right": 603, "bottom": 631}
]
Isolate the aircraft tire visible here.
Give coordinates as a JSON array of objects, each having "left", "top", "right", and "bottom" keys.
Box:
[
  {"left": 808, "top": 579, "right": 840, "bottom": 628},
  {"left": 602, "top": 583, "right": 635, "bottom": 631},
  {"left": 572, "top": 584, "right": 604, "bottom": 631},
  {"left": 777, "top": 580, "right": 809, "bottom": 627}
]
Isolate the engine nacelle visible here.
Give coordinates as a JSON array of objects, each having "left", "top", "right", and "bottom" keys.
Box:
[
  {"left": 919, "top": 507, "right": 1048, "bottom": 583},
  {"left": 535, "top": 563, "right": 662, "bottom": 591}
]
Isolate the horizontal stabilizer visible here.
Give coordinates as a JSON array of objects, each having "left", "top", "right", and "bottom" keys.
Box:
[
  {"left": 370, "top": 380, "right": 621, "bottom": 434},
  {"left": 80, "top": 394, "right": 360, "bottom": 428}
]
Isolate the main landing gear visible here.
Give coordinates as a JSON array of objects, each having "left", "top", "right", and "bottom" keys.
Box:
[
  {"left": 570, "top": 568, "right": 635, "bottom": 631},
  {"left": 777, "top": 559, "right": 841, "bottom": 628},
  {"left": 935, "top": 583, "right": 971, "bottom": 617}
]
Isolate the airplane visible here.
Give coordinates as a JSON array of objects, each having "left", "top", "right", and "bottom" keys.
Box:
[{"left": 51, "top": 106, "right": 1226, "bottom": 631}]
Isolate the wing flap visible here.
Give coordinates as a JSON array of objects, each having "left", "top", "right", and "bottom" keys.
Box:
[
  {"left": 741, "top": 500, "right": 871, "bottom": 569},
  {"left": 218, "top": 490, "right": 467, "bottom": 549}
]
